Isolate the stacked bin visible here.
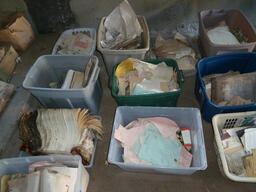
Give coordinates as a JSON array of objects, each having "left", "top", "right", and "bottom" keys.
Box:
[{"left": 20, "top": 28, "right": 102, "bottom": 168}]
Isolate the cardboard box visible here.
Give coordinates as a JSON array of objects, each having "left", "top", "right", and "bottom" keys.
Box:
[
  {"left": 0, "top": 44, "right": 18, "bottom": 81},
  {"left": 0, "top": 14, "right": 35, "bottom": 52}
]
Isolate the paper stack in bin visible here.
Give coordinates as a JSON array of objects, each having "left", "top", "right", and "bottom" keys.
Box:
[
  {"left": 23, "top": 55, "right": 102, "bottom": 114},
  {"left": 97, "top": 0, "right": 150, "bottom": 75},
  {"left": 52, "top": 28, "right": 96, "bottom": 56},
  {"left": 195, "top": 52, "right": 256, "bottom": 122},
  {"left": 213, "top": 111, "right": 256, "bottom": 182},
  {"left": 0, "top": 155, "right": 89, "bottom": 192},
  {"left": 19, "top": 108, "right": 103, "bottom": 166}
]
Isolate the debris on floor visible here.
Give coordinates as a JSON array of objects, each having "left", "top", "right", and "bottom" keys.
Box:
[
  {"left": 100, "top": 0, "right": 143, "bottom": 50},
  {"left": 0, "top": 13, "right": 35, "bottom": 52},
  {"left": 56, "top": 32, "right": 93, "bottom": 55},
  {"left": 114, "top": 117, "right": 192, "bottom": 167},
  {"left": 19, "top": 109, "right": 103, "bottom": 165},
  {"left": 219, "top": 116, "right": 256, "bottom": 177},
  {"left": 115, "top": 58, "right": 179, "bottom": 95},
  {"left": 207, "top": 21, "right": 248, "bottom": 45},
  {"left": 154, "top": 33, "right": 197, "bottom": 73},
  {"left": 0, "top": 44, "right": 19, "bottom": 81},
  {"left": 0, "top": 160, "right": 89, "bottom": 192},
  {"left": 203, "top": 71, "right": 255, "bottom": 106},
  {"left": 0, "top": 81, "right": 15, "bottom": 114}
]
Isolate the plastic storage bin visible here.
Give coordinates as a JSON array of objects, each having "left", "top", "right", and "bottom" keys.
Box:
[
  {"left": 108, "top": 106, "right": 207, "bottom": 175},
  {"left": 195, "top": 52, "right": 256, "bottom": 122},
  {"left": 19, "top": 139, "right": 98, "bottom": 168},
  {"left": 199, "top": 9, "right": 256, "bottom": 57},
  {"left": 23, "top": 55, "right": 102, "bottom": 114},
  {"left": 111, "top": 58, "right": 184, "bottom": 107},
  {"left": 18, "top": 115, "right": 101, "bottom": 168},
  {"left": 97, "top": 16, "right": 150, "bottom": 76},
  {"left": 52, "top": 28, "right": 96, "bottom": 56},
  {"left": 212, "top": 111, "right": 256, "bottom": 182},
  {"left": 0, "top": 155, "right": 88, "bottom": 192}
]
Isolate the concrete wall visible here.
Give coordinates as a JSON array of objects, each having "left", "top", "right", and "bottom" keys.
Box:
[
  {"left": 0, "top": 0, "right": 26, "bottom": 12},
  {"left": 0, "top": 0, "right": 255, "bottom": 36},
  {"left": 69, "top": 0, "right": 179, "bottom": 27},
  {"left": 69, "top": 0, "right": 256, "bottom": 34}
]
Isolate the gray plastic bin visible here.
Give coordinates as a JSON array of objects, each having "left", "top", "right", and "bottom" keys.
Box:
[
  {"left": 52, "top": 28, "right": 96, "bottom": 56},
  {"left": 108, "top": 106, "right": 207, "bottom": 175},
  {"left": 0, "top": 155, "right": 87, "bottom": 192},
  {"left": 23, "top": 55, "right": 102, "bottom": 114}
]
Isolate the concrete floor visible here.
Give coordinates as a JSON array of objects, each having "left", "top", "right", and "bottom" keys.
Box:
[{"left": 1, "top": 34, "right": 256, "bottom": 191}]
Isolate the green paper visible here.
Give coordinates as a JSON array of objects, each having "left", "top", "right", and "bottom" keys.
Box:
[{"left": 131, "top": 123, "right": 182, "bottom": 167}]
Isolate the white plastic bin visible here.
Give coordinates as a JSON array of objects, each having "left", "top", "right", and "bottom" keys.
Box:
[
  {"left": 108, "top": 106, "right": 207, "bottom": 175},
  {"left": 23, "top": 55, "right": 102, "bottom": 114},
  {"left": 212, "top": 111, "right": 256, "bottom": 182},
  {"left": 52, "top": 28, "right": 96, "bottom": 56},
  {"left": 97, "top": 16, "right": 150, "bottom": 76},
  {"left": 0, "top": 155, "right": 89, "bottom": 192}
]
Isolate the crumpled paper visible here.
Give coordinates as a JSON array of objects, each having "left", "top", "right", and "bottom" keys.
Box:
[
  {"left": 154, "top": 33, "right": 197, "bottom": 72},
  {"left": 115, "top": 58, "right": 179, "bottom": 95},
  {"left": 206, "top": 21, "right": 240, "bottom": 45},
  {"left": 101, "top": 0, "right": 143, "bottom": 49}
]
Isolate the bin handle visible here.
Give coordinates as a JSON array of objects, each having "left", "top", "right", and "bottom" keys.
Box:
[
  {"left": 108, "top": 75, "right": 112, "bottom": 89},
  {"left": 89, "top": 67, "right": 100, "bottom": 84},
  {"left": 179, "top": 70, "right": 185, "bottom": 83},
  {"left": 206, "top": 9, "right": 224, "bottom": 17}
]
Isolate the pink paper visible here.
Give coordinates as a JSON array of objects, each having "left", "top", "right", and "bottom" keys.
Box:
[
  {"left": 142, "top": 117, "right": 180, "bottom": 140},
  {"left": 179, "top": 147, "right": 193, "bottom": 167}
]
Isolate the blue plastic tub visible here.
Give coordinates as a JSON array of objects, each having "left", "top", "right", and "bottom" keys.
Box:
[
  {"left": 195, "top": 52, "right": 256, "bottom": 122},
  {"left": 108, "top": 106, "right": 207, "bottom": 175}
]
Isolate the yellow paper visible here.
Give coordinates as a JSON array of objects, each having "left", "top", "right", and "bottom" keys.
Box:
[{"left": 115, "top": 58, "right": 136, "bottom": 78}]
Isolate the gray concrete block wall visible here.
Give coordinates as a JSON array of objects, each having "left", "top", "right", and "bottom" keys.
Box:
[
  {"left": 69, "top": 0, "right": 256, "bottom": 32},
  {"left": 0, "top": 0, "right": 255, "bottom": 35}
]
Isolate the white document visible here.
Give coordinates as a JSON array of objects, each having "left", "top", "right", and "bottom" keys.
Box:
[{"left": 244, "top": 128, "right": 256, "bottom": 153}]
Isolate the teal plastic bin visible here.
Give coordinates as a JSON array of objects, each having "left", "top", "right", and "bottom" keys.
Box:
[{"left": 111, "top": 58, "right": 184, "bottom": 106}]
